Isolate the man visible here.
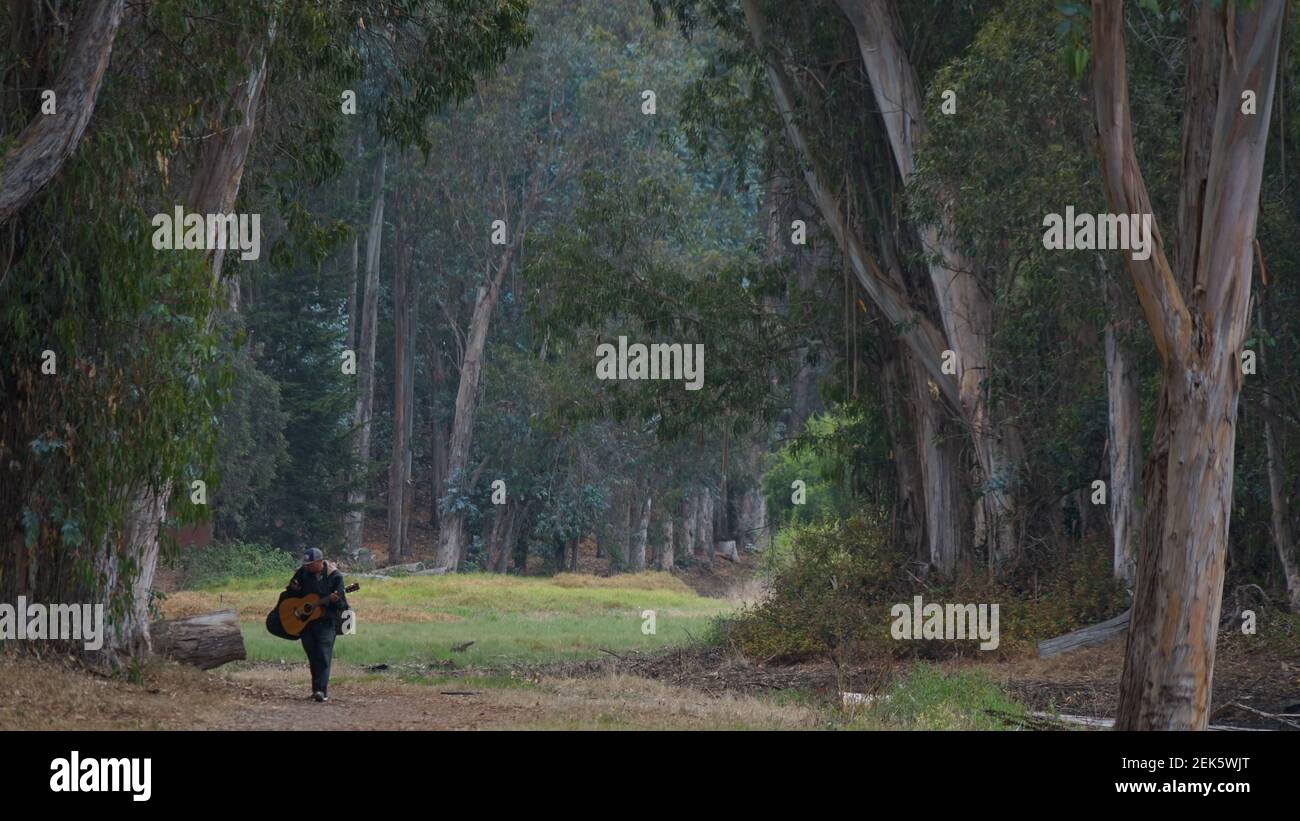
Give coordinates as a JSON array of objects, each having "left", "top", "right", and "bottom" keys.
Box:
[{"left": 286, "top": 548, "right": 349, "bottom": 702}]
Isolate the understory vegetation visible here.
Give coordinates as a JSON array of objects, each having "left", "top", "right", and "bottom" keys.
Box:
[{"left": 723, "top": 514, "right": 1129, "bottom": 664}]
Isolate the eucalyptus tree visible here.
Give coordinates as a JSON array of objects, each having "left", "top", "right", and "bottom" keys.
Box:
[{"left": 1089, "top": 0, "right": 1285, "bottom": 731}]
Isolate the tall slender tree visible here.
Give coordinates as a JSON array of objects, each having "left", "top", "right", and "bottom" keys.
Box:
[{"left": 1091, "top": 0, "right": 1285, "bottom": 730}]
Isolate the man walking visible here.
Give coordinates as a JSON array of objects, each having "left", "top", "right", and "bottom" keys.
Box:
[{"left": 285, "top": 548, "right": 349, "bottom": 702}]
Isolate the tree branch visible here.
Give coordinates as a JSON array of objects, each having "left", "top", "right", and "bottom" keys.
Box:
[{"left": 0, "top": 0, "right": 125, "bottom": 223}]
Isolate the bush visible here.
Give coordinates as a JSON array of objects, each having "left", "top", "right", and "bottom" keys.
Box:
[
  {"left": 720, "top": 512, "right": 909, "bottom": 664},
  {"left": 179, "top": 541, "right": 298, "bottom": 589},
  {"left": 719, "top": 513, "right": 1129, "bottom": 664}
]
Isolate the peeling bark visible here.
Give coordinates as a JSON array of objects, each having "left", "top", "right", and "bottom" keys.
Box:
[
  {"left": 834, "top": 0, "right": 1022, "bottom": 566},
  {"left": 1104, "top": 277, "right": 1141, "bottom": 588},
  {"left": 0, "top": 0, "right": 125, "bottom": 223},
  {"left": 1092, "top": 0, "right": 1284, "bottom": 730}
]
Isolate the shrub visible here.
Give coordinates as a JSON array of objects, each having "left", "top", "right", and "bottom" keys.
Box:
[
  {"left": 720, "top": 513, "right": 1129, "bottom": 664},
  {"left": 178, "top": 541, "right": 298, "bottom": 589},
  {"left": 719, "top": 512, "right": 909, "bottom": 664}
]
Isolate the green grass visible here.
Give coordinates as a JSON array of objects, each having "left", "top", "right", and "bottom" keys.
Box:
[
  {"left": 848, "top": 663, "right": 1028, "bottom": 730},
  {"left": 242, "top": 612, "right": 723, "bottom": 666},
  {"left": 179, "top": 571, "right": 733, "bottom": 667}
]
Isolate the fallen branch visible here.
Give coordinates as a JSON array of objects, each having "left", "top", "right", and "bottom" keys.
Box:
[
  {"left": 1211, "top": 702, "right": 1300, "bottom": 730},
  {"left": 1030, "top": 711, "right": 1275, "bottom": 731},
  {"left": 1037, "top": 609, "right": 1130, "bottom": 658}
]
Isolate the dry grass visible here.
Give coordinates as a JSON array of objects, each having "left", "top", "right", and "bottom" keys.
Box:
[
  {"left": 0, "top": 652, "right": 237, "bottom": 730},
  {"left": 498, "top": 673, "right": 823, "bottom": 730}
]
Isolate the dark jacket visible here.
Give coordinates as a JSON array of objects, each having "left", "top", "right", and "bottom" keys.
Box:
[{"left": 287, "top": 562, "right": 350, "bottom": 626}]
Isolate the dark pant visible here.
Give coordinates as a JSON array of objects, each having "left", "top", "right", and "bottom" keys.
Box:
[{"left": 301, "top": 621, "right": 337, "bottom": 696}]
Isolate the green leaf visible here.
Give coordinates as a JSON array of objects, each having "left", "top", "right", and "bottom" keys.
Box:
[{"left": 1073, "top": 46, "right": 1090, "bottom": 79}]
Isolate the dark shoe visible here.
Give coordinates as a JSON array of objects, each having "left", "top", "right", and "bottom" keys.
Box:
[{"left": 312, "top": 691, "right": 325, "bottom": 702}]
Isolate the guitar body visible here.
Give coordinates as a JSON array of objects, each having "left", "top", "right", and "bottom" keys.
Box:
[
  {"left": 278, "top": 591, "right": 331, "bottom": 638},
  {"left": 266, "top": 583, "right": 360, "bottom": 640}
]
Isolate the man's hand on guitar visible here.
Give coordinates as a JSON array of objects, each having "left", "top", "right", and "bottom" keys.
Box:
[{"left": 329, "top": 591, "right": 340, "bottom": 603}]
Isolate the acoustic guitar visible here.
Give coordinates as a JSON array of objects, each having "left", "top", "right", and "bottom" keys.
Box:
[{"left": 267, "top": 583, "right": 360, "bottom": 639}]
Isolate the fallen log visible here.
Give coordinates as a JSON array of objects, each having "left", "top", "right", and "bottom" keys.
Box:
[
  {"left": 152, "top": 608, "right": 246, "bottom": 670},
  {"left": 1037, "top": 609, "right": 1130, "bottom": 659},
  {"left": 360, "top": 561, "right": 448, "bottom": 577},
  {"left": 1031, "top": 712, "right": 1274, "bottom": 732}
]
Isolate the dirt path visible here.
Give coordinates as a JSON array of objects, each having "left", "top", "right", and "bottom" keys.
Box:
[
  {"left": 0, "top": 654, "right": 820, "bottom": 730},
  {"left": 215, "top": 666, "right": 536, "bottom": 730}
]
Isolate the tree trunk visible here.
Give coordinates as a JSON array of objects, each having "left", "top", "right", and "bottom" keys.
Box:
[
  {"left": 657, "top": 513, "right": 674, "bottom": 571},
  {"left": 1104, "top": 278, "right": 1141, "bottom": 588},
  {"left": 187, "top": 32, "right": 274, "bottom": 311},
  {"left": 388, "top": 210, "right": 413, "bottom": 564},
  {"left": 98, "top": 28, "right": 272, "bottom": 664},
  {"left": 1257, "top": 284, "right": 1300, "bottom": 610},
  {"left": 429, "top": 336, "right": 450, "bottom": 529},
  {"left": 905, "top": 352, "right": 964, "bottom": 578},
  {"left": 735, "top": 441, "right": 769, "bottom": 552},
  {"left": 502, "top": 505, "right": 523, "bottom": 573},
  {"left": 740, "top": 0, "right": 959, "bottom": 412},
  {"left": 678, "top": 492, "right": 690, "bottom": 558},
  {"left": 743, "top": 0, "right": 989, "bottom": 573},
  {"left": 435, "top": 242, "right": 518, "bottom": 569},
  {"left": 90, "top": 486, "right": 166, "bottom": 664},
  {"left": 879, "top": 348, "right": 926, "bottom": 558},
  {"left": 766, "top": 172, "right": 825, "bottom": 437},
  {"left": 0, "top": 0, "right": 125, "bottom": 223},
  {"left": 345, "top": 148, "right": 386, "bottom": 560},
  {"left": 697, "top": 489, "right": 714, "bottom": 565},
  {"left": 789, "top": 204, "right": 829, "bottom": 436},
  {"left": 629, "top": 496, "right": 651, "bottom": 571},
  {"left": 402, "top": 296, "right": 416, "bottom": 553},
  {"left": 835, "top": 0, "right": 1022, "bottom": 566},
  {"left": 682, "top": 491, "right": 698, "bottom": 562},
  {"left": 486, "top": 501, "right": 514, "bottom": 573},
  {"left": 1092, "top": 0, "right": 1284, "bottom": 730},
  {"left": 345, "top": 136, "right": 363, "bottom": 352}
]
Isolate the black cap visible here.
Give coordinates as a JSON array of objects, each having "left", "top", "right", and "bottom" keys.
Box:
[{"left": 302, "top": 547, "right": 324, "bottom": 565}]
